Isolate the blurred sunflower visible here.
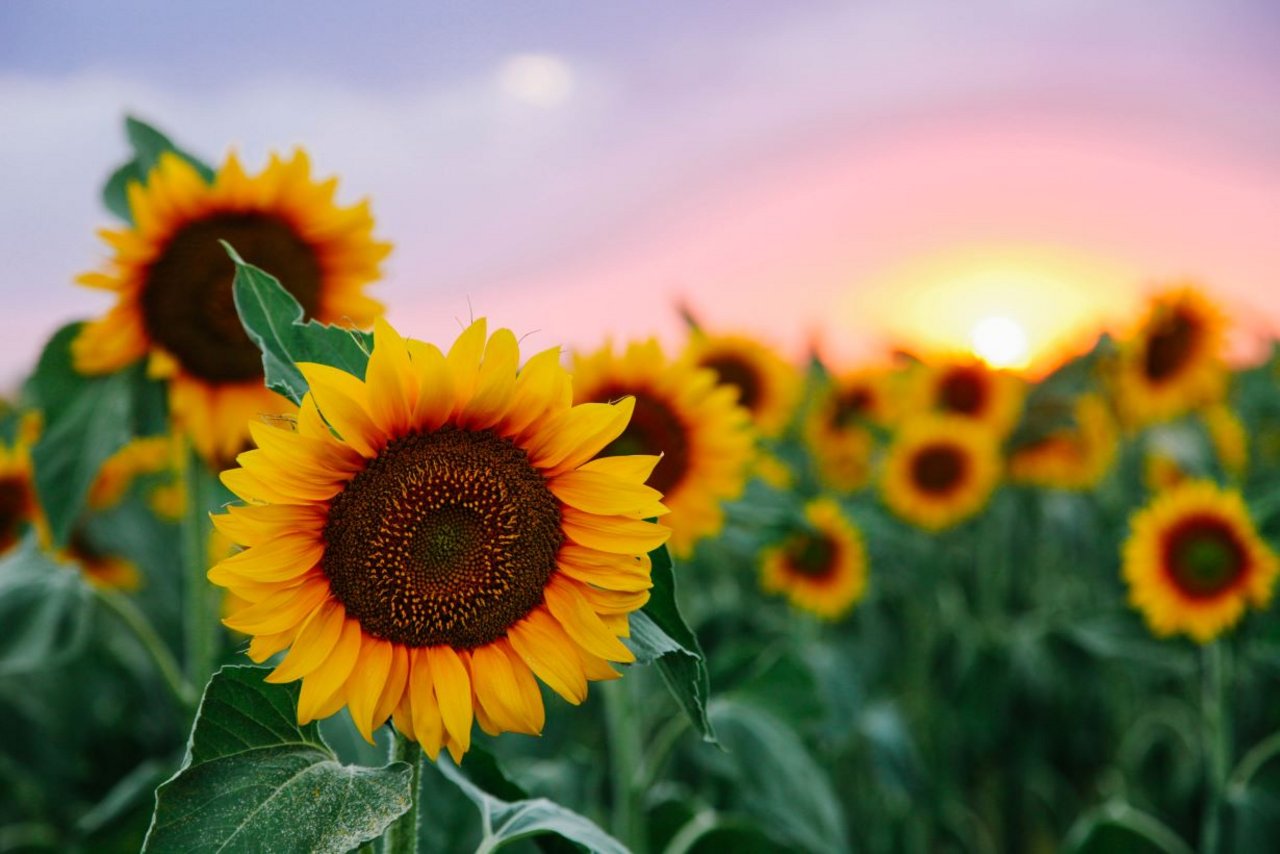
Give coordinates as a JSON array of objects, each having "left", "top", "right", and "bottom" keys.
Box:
[
  {"left": 573, "top": 339, "right": 753, "bottom": 557},
  {"left": 683, "top": 333, "right": 799, "bottom": 437},
  {"left": 1123, "top": 480, "right": 1276, "bottom": 642},
  {"left": 1144, "top": 451, "right": 1190, "bottom": 493},
  {"left": 60, "top": 532, "right": 141, "bottom": 590},
  {"left": 0, "top": 424, "right": 45, "bottom": 555},
  {"left": 804, "top": 369, "right": 896, "bottom": 492},
  {"left": 87, "top": 435, "right": 178, "bottom": 510},
  {"left": 73, "top": 150, "right": 389, "bottom": 464},
  {"left": 1008, "top": 394, "right": 1117, "bottom": 491},
  {"left": 907, "top": 357, "right": 1024, "bottom": 436},
  {"left": 1202, "top": 404, "right": 1248, "bottom": 479},
  {"left": 212, "top": 319, "right": 669, "bottom": 761},
  {"left": 1114, "top": 285, "right": 1227, "bottom": 427},
  {"left": 881, "top": 416, "right": 1001, "bottom": 531},
  {"left": 761, "top": 497, "right": 867, "bottom": 620}
]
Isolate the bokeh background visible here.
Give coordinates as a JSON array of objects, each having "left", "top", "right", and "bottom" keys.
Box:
[{"left": 5, "top": 0, "right": 1280, "bottom": 383}]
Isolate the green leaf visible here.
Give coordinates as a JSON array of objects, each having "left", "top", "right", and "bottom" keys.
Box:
[
  {"left": 229, "top": 247, "right": 372, "bottom": 404},
  {"left": 1225, "top": 730, "right": 1280, "bottom": 852},
  {"left": 626, "top": 545, "right": 716, "bottom": 742},
  {"left": 23, "top": 323, "right": 162, "bottom": 547},
  {"left": 1062, "top": 801, "right": 1193, "bottom": 854},
  {"left": 0, "top": 540, "right": 92, "bottom": 676},
  {"left": 707, "top": 699, "right": 849, "bottom": 854},
  {"left": 102, "top": 117, "right": 215, "bottom": 224},
  {"left": 434, "top": 750, "right": 626, "bottom": 854},
  {"left": 143, "top": 666, "right": 412, "bottom": 854}
]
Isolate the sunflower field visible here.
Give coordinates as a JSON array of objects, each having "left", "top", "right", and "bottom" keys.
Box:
[{"left": 6, "top": 118, "right": 1280, "bottom": 854}]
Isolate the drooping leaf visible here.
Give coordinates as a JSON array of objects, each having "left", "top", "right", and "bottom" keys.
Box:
[
  {"left": 0, "top": 541, "right": 92, "bottom": 676},
  {"left": 434, "top": 749, "right": 626, "bottom": 854},
  {"left": 707, "top": 699, "right": 849, "bottom": 854},
  {"left": 626, "top": 545, "right": 716, "bottom": 742},
  {"left": 1224, "top": 730, "right": 1280, "bottom": 852},
  {"left": 229, "top": 247, "right": 372, "bottom": 404},
  {"left": 143, "top": 666, "right": 411, "bottom": 854},
  {"left": 1061, "top": 801, "right": 1193, "bottom": 854}
]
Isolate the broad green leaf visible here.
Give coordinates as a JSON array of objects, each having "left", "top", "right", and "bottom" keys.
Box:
[
  {"left": 23, "top": 323, "right": 167, "bottom": 547},
  {"left": 625, "top": 545, "right": 716, "bottom": 742},
  {"left": 434, "top": 749, "right": 626, "bottom": 854},
  {"left": 707, "top": 699, "right": 849, "bottom": 854},
  {"left": 102, "top": 160, "right": 145, "bottom": 224},
  {"left": 0, "top": 541, "right": 91, "bottom": 676},
  {"left": 143, "top": 666, "right": 411, "bottom": 854},
  {"left": 229, "top": 247, "right": 372, "bottom": 403}
]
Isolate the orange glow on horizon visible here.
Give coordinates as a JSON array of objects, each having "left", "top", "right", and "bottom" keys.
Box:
[{"left": 841, "top": 244, "right": 1141, "bottom": 376}]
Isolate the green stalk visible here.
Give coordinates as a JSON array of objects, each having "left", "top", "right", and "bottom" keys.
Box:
[
  {"left": 181, "top": 443, "right": 217, "bottom": 688},
  {"left": 603, "top": 677, "right": 647, "bottom": 854},
  {"left": 96, "top": 586, "right": 197, "bottom": 709},
  {"left": 384, "top": 730, "right": 422, "bottom": 854},
  {"left": 1199, "top": 640, "right": 1231, "bottom": 854}
]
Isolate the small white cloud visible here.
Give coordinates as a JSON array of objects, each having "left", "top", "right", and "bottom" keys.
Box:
[{"left": 496, "top": 53, "right": 574, "bottom": 108}]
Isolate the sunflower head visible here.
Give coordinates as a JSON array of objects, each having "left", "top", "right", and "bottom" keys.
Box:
[
  {"left": 74, "top": 150, "right": 389, "bottom": 464},
  {"left": 572, "top": 339, "right": 753, "bottom": 557},
  {"left": 682, "top": 333, "right": 799, "bottom": 437},
  {"left": 0, "top": 422, "right": 47, "bottom": 555},
  {"left": 881, "top": 416, "right": 1001, "bottom": 531},
  {"left": 803, "top": 369, "right": 897, "bottom": 492},
  {"left": 1114, "top": 285, "right": 1227, "bottom": 427},
  {"left": 88, "top": 435, "right": 180, "bottom": 511},
  {"left": 907, "top": 357, "right": 1024, "bottom": 436},
  {"left": 761, "top": 497, "right": 867, "bottom": 620},
  {"left": 212, "top": 319, "right": 669, "bottom": 761},
  {"left": 1123, "top": 481, "right": 1277, "bottom": 642},
  {"left": 61, "top": 530, "right": 141, "bottom": 590},
  {"left": 1008, "top": 394, "right": 1118, "bottom": 491}
]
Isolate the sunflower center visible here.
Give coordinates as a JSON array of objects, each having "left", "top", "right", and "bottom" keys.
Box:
[
  {"left": 321, "top": 428, "right": 562, "bottom": 648},
  {"left": 140, "top": 212, "right": 324, "bottom": 384},
  {"left": 0, "top": 476, "right": 30, "bottom": 553},
  {"left": 1143, "top": 308, "right": 1198, "bottom": 382},
  {"left": 598, "top": 388, "right": 690, "bottom": 495},
  {"left": 701, "top": 355, "right": 763, "bottom": 413},
  {"left": 832, "top": 387, "right": 874, "bottom": 429},
  {"left": 938, "top": 368, "right": 988, "bottom": 416},
  {"left": 911, "top": 444, "right": 967, "bottom": 495},
  {"left": 1163, "top": 516, "right": 1247, "bottom": 598},
  {"left": 785, "top": 532, "right": 837, "bottom": 579}
]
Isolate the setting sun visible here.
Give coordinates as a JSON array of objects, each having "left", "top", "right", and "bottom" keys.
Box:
[{"left": 970, "top": 315, "right": 1029, "bottom": 368}]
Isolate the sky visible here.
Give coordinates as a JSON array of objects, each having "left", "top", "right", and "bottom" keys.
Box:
[{"left": 3, "top": 1, "right": 1280, "bottom": 382}]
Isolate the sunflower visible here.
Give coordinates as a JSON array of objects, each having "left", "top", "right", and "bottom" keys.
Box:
[
  {"left": 1144, "top": 452, "right": 1190, "bottom": 493},
  {"left": 881, "top": 416, "right": 1001, "bottom": 531},
  {"left": 1114, "top": 285, "right": 1227, "bottom": 427},
  {"left": 0, "top": 427, "right": 45, "bottom": 556},
  {"left": 1122, "top": 480, "right": 1277, "bottom": 642},
  {"left": 212, "top": 319, "right": 669, "bottom": 762},
  {"left": 87, "top": 435, "right": 178, "bottom": 510},
  {"left": 60, "top": 531, "right": 141, "bottom": 590},
  {"left": 682, "top": 333, "right": 799, "bottom": 437},
  {"left": 804, "top": 369, "right": 895, "bottom": 492},
  {"left": 760, "top": 497, "right": 867, "bottom": 620},
  {"left": 572, "top": 339, "right": 753, "bottom": 557},
  {"left": 906, "top": 357, "right": 1024, "bottom": 436},
  {"left": 73, "top": 150, "right": 389, "bottom": 464},
  {"left": 1008, "top": 394, "right": 1118, "bottom": 491}
]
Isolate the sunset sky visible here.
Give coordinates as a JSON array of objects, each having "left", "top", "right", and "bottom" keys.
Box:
[{"left": 3, "top": 1, "right": 1280, "bottom": 382}]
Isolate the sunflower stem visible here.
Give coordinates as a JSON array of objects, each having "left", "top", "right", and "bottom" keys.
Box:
[
  {"left": 603, "top": 677, "right": 647, "bottom": 854},
  {"left": 1199, "top": 640, "right": 1231, "bottom": 854},
  {"left": 180, "top": 442, "right": 218, "bottom": 690},
  {"left": 384, "top": 730, "right": 421, "bottom": 854},
  {"left": 95, "top": 586, "right": 198, "bottom": 709}
]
